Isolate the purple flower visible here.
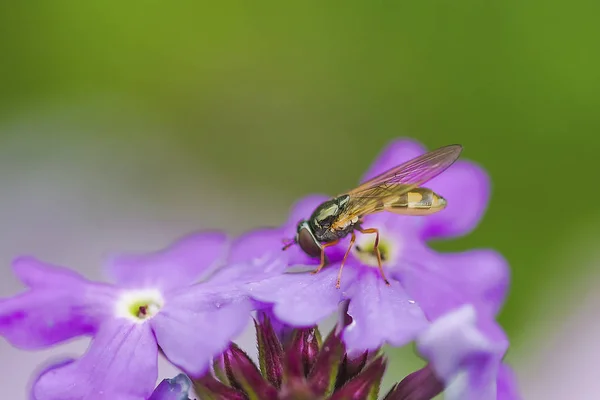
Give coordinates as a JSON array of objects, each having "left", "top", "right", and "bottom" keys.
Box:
[
  {"left": 236, "top": 139, "right": 509, "bottom": 351},
  {"left": 1, "top": 232, "right": 256, "bottom": 400},
  {"left": 416, "top": 305, "right": 521, "bottom": 400}
]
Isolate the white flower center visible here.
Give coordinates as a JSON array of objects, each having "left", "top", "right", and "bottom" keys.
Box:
[
  {"left": 351, "top": 230, "right": 400, "bottom": 268},
  {"left": 115, "top": 289, "right": 165, "bottom": 323}
]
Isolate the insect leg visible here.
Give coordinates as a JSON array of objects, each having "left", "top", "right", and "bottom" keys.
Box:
[
  {"left": 311, "top": 239, "right": 340, "bottom": 275},
  {"left": 336, "top": 231, "right": 356, "bottom": 289},
  {"left": 356, "top": 227, "right": 391, "bottom": 286}
]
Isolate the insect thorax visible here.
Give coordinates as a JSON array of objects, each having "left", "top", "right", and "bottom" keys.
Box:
[{"left": 309, "top": 195, "right": 353, "bottom": 242}]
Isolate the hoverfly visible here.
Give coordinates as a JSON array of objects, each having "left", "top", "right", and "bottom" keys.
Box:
[{"left": 282, "top": 144, "right": 463, "bottom": 289}]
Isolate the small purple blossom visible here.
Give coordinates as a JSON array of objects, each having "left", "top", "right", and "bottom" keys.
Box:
[
  {"left": 149, "top": 374, "right": 193, "bottom": 400},
  {"left": 235, "top": 139, "right": 509, "bottom": 351},
  {"left": 417, "top": 305, "right": 521, "bottom": 400},
  {"left": 0, "top": 232, "right": 257, "bottom": 400}
]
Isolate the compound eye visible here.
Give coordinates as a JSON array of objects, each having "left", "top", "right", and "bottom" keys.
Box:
[{"left": 297, "top": 228, "right": 322, "bottom": 258}]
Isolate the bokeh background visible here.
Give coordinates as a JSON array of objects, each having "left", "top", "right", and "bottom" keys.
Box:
[{"left": 1, "top": 2, "right": 599, "bottom": 398}]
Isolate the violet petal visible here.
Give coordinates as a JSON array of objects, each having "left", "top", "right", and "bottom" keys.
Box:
[
  {"left": 420, "top": 159, "right": 490, "bottom": 239},
  {"left": 30, "top": 358, "right": 76, "bottom": 400},
  {"left": 208, "top": 250, "right": 288, "bottom": 287},
  {"left": 417, "top": 305, "right": 509, "bottom": 400},
  {"left": 151, "top": 287, "right": 252, "bottom": 377},
  {"left": 400, "top": 249, "right": 509, "bottom": 321},
  {"left": 343, "top": 271, "right": 429, "bottom": 352},
  {"left": 246, "top": 267, "right": 353, "bottom": 326},
  {"left": 104, "top": 231, "right": 228, "bottom": 290},
  {"left": 227, "top": 228, "right": 287, "bottom": 264},
  {"left": 33, "top": 318, "right": 158, "bottom": 400},
  {"left": 497, "top": 364, "right": 522, "bottom": 400},
  {"left": 0, "top": 257, "right": 117, "bottom": 349}
]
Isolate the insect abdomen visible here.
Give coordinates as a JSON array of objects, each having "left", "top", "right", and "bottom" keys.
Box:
[{"left": 383, "top": 188, "right": 447, "bottom": 216}]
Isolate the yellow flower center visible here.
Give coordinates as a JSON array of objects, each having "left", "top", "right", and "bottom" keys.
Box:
[
  {"left": 351, "top": 232, "right": 399, "bottom": 268},
  {"left": 115, "top": 289, "right": 164, "bottom": 323}
]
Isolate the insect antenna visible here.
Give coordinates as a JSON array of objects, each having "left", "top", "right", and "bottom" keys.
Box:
[{"left": 281, "top": 238, "right": 296, "bottom": 251}]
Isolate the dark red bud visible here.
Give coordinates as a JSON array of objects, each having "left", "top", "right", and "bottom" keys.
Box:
[
  {"left": 328, "top": 356, "right": 387, "bottom": 400},
  {"left": 212, "top": 355, "right": 230, "bottom": 386},
  {"left": 255, "top": 317, "right": 285, "bottom": 388},
  {"left": 193, "top": 374, "right": 246, "bottom": 400},
  {"left": 277, "top": 379, "right": 319, "bottom": 400},
  {"left": 335, "top": 351, "right": 370, "bottom": 389},
  {"left": 287, "top": 328, "right": 320, "bottom": 376},
  {"left": 223, "top": 342, "right": 279, "bottom": 399},
  {"left": 283, "top": 338, "right": 306, "bottom": 382},
  {"left": 258, "top": 310, "right": 296, "bottom": 346},
  {"left": 383, "top": 364, "right": 444, "bottom": 400},
  {"left": 307, "top": 330, "right": 345, "bottom": 396}
]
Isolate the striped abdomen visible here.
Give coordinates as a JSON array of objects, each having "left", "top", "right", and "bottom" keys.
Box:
[{"left": 376, "top": 187, "right": 447, "bottom": 216}]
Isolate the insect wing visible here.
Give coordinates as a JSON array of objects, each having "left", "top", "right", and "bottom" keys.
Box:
[
  {"left": 339, "top": 144, "right": 463, "bottom": 218},
  {"left": 349, "top": 144, "right": 462, "bottom": 194}
]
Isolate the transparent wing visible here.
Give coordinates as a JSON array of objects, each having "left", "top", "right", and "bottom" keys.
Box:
[{"left": 338, "top": 144, "right": 463, "bottom": 218}]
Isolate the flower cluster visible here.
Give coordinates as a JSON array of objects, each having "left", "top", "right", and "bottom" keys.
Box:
[
  {"left": 194, "top": 312, "right": 393, "bottom": 400},
  {"left": 0, "top": 139, "right": 520, "bottom": 399}
]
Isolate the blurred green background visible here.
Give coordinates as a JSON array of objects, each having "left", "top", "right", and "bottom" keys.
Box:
[{"left": 1, "top": 1, "right": 599, "bottom": 397}]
